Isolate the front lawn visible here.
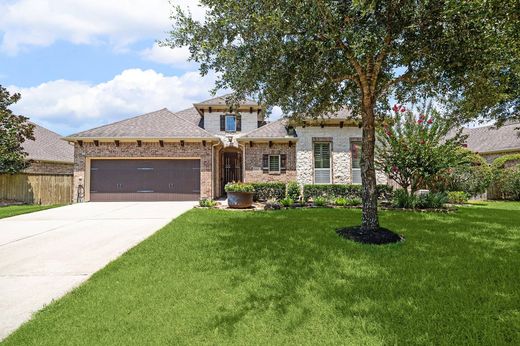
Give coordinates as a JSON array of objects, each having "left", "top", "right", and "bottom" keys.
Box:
[
  {"left": 0, "top": 204, "right": 59, "bottom": 219},
  {"left": 5, "top": 202, "right": 520, "bottom": 345}
]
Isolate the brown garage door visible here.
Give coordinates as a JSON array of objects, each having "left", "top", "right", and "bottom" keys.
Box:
[{"left": 90, "top": 159, "right": 200, "bottom": 201}]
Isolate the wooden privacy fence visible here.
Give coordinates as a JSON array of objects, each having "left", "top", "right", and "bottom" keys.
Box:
[{"left": 0, "top": 173, "right": 73, "bottom": 205}]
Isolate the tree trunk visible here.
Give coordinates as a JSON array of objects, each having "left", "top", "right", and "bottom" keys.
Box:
[{"left": 361, "top": 102, "right": 380, "bottom": 231}]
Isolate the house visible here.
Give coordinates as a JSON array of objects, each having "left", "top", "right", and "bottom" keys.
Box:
[
  {"left": 0, "top": 123, "right": 74, "bottom": 205},
  {"left": 462, "top": 121, "right": 520, "bottom": 163},
  {"left": 64, "top": 95, "right": 387, "bottom": 202},
  {"left": 23, "top": 123, "right": 74, "bottom": 174}
]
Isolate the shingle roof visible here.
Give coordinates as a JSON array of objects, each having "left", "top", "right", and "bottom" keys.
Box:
[
  {"left": 239, "top": 119, "right": 296, "bottom": 139},
  {"left": 463, "top": 121, "right": 520, "bottom": 153},
  {"left": 195, "top": 93, "right": 259, "bottom": 107},
  {"left": 23, "top": 123, "right": 74, "bottom": 163},
  {"left": 65, "top": 108, "right": 216, "bottom": 140}
]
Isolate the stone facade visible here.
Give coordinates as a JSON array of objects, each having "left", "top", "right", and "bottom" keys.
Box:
[
  {"left": 73, "top": 141, "right": 213, "bottom": 202},
  {"left": 243, "top": 142, "right": 297, "bottom": 183},
  {"left": 204, "top": 111, "right": 260, "bottom": 135},
  {"left": 24, "top": 161, "right": 73, "bottom": 175},
  {"left": 295, "top": 126, "right": 387, "bottom": 185}
]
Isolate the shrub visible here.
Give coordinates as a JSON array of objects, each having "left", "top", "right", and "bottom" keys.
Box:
[
  {"left": 286, "top": 181, "right": 301, "bottom": 201},
  {"left": 264, "top": 198, "right": 281, "bottom": 210},
  {"left": 225, "top": 182, "right": 254, "bottom": 193},
  {"left": 490, "top": 154, "right": 520, "bottom": 200},
  {"left": 199, "top": 198, "right": 217, "bottom": 208},
  {"left": 430, "top": 149, "right": 492, "bottom": 196},
  {"left": 334, "top": 197, "right": 347, "bottom": 206},
  {"left": 251, "top": 182, "right": 285, "bottom": 201},
  {"left": 279, "top": 197, "right": 294, "bottom": 208},
  {"left": 345, "top": 197, "right": 362, "bottom": 206},
  {"left": 447, "top": 191, "right": 469, "bottom": 204},
  {"left": 303, "top": 184, "right": 392, "bottom": 201},
  {"left": 313, "top": 196, "right": 327, "bottom": 207},
  {"left": 392, "top": 189, "right": 418, "bottom": 209},
  {"left": 392, "top": 189, "right": 447, "bottom": 209},
  {"left": 416, "top": 192, "right": 448, "bottom": 209}
]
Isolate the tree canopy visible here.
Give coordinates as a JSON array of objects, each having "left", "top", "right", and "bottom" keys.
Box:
[
  {"left": 166, "top": 0, "right": 519, "bottom": 230},
  {"left": 0, "top": 86, "right": 34, "bottom": 174}
]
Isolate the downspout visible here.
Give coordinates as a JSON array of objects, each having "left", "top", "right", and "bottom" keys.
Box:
[{"left": 211, "top": 142, "right": 219, "bottom": 199}]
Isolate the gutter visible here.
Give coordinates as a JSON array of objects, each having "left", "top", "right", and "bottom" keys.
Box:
[{"left": 62, "top": 136, "right": 218, "bottom": 142}]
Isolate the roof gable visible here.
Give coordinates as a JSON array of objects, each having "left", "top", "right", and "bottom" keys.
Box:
[{"left": 463, "top": 121, "right": 520, "bottom": 153}]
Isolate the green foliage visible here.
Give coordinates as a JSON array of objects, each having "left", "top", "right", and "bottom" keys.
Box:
[
  {"left": 303, "top": 184, "right": 392, "bottom": 201},
  {"left": 0, "top": 86, "right": 35, "bottom": 173},
  {"left": 313, "top": 196, "right": 327, "bottom": 207},
  {"left": 251, "top": 182, "right": 285, "bottom": 201},
  {"left": 376, "top": 105, "right": 469, "bottom": 193},
  {"left": 447, "top": 191, "right": 469, "bottom": 204},
  {"left": 490, "top": 155, "right": 520, "bottom": 200},
  {"left": 491, "top": 154, "right": 520, "bottom": 170},
  {"left": 285, "top": 181, "right": 301, "bottom": 201},
  {"left": 345, "top": 197, "right": 363, "bottom": 206},
  {"left": 225, "top": 182, "right": 254, "bottom": 193},
  {"left": 334, "top": 197, "right": 348, "bottom": 206},
  {"left": 392, "top": 189, "right": 448, "bottom": 209},
  {"left": 279, "top": 197, "right": 294, "bottom": 208},
  {"left": 199, "top": 199, "right": 217, "bottom": 208},
  {"left": 430, "top": 149, "right": 492, "bottom": 196}
]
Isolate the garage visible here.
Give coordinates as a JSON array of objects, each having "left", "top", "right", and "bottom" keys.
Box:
[{"left": 89, "top": 159, "right": 200, "bottom": 201}]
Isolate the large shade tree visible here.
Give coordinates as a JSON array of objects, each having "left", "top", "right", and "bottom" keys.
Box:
[
  {"left": 165, "top": 0, "right": 519, "bottom": 231},
  {"left": 0, "top": 85, "right": 34, "bottom": 173}
]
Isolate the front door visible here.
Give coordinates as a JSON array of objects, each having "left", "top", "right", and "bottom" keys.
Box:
[{"left": 222, "top": 152, "right": 242, "bottom": 194}]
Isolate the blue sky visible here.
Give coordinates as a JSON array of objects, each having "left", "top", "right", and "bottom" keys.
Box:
[{"left": 0, "top": 0, "right": 238, "bottom": 135}]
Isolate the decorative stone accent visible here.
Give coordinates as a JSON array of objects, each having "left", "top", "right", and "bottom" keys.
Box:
[
  {"left": 295, "top": 126, "right": 387, "bottom": 185},
  {"left": 243, "top": 142, "right": 297, "bottom": 183},
  {"left": 73, "top": 141, "right": 213, "bottom": 202}
]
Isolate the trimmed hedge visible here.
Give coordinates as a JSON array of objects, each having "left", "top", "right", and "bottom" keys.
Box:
[
  {"left": 251, "top": 182, "right": 286, "bottom": 201},
  {"left": 303, "top": 184, "right": 393, "bottom": 201},
  {"left": 491, "top": 153, "right": 520, "bottom": 169},
  {"left": 490, "top": 154, "right": 520, "bottom": 200}
]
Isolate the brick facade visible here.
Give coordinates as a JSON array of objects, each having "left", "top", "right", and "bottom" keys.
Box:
[
  {"left": 73, "top": 141, "right": 213, "bottom": 202},
  {"left": 24, "top": 161, "right": 73, "bottom": 175},
  {"left": 243, "top": 142, "right": 297, "bottom": 183}
]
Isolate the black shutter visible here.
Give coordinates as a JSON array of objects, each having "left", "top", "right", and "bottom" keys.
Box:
[
  {"left": 280, "top": 154, "right": 287, "bottom": 172},
  {"left": 220, "top": 114, "right": 225, "bottom": 131},
  {"left": 236, "top": 114, "right": 242, "bottom": 131},
  {"left": 262, "top": 154, "right": 269, "bottom": 172}
]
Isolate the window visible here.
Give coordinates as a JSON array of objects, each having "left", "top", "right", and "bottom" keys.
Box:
[
  {"left": 268, "top": 155, "right": 280, "bottom": 173},
  {"left": 314, "top": 142, "right": 331, "bottom": 184},
  {"left": 225, "top": 115, "right": 236, "bottom": 132},
  {"left": 351, "top": 140, "right": 362, "bottom": 184}
]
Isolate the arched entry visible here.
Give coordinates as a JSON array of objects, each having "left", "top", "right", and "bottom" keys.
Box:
[{"left": 221, "top": 147, "right": 242, "bottom": 194}]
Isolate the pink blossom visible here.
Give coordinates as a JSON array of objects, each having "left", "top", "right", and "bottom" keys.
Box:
[
  {"left": 392, "top": 166, "right": 399, "bottom": 173},
  {"left": 427, "top": 119, "right": 433, "bottom": 124},
  {"left": 400, "top": 106, "right": 406, "bottom": 112},
  {"left": 418, "top": 119, "right": 424, "bottom": 124},
  {"left": 392, "top": 104, "right": 400, "bottom": 112}
]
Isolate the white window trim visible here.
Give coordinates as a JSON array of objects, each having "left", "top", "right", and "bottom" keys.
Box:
[
  {"left": 225, "top": 115, "right": 236, "bottom": 132},
  {"left": 268, "top": 154, "right": 281, "bottom": 174},
  {"left": 351, "top": 140, "right": 362, "bottom": 185},
  {"left": 313, "top": 142, "right": 331, "bottom": 184}
]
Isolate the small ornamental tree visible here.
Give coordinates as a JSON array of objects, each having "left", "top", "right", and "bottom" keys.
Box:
[
  {"left": 0, "top": 86, "right": 35, "bottom": 174},
  {"left": 376, "top": 105, "right": 468, "bottom": 195}
]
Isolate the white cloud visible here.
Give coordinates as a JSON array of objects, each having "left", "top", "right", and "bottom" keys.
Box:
[
  {"left": 8, "top": 68, "right": 222, "bottom": 135},
  {"left": 140, "top": 43, "right": 195, "bottom": 68},
  {"left": 0, "top": 0, "right": 205, "bottom": 54}
]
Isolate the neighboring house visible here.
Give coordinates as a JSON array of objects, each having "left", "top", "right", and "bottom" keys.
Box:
[
  {"left": 64, "top": 95, "right": 386, "bottom": 202},
  {"left": 23, "top": 123, "right": 74, "bottom": 174},
  {"left": 0, "top": 123, "right": 74, "bottom": 205},
  {"left": 462, "top": 121, "right": 520, "bottom": 163}
]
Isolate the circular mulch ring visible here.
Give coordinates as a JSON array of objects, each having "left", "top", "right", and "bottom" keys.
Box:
[{"left": 336, "top": 226, "right": 404, "bottom": 245}]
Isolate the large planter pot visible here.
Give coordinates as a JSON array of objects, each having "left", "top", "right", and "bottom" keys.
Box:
[{"left": 227, "top": 191, "right": 254, "bottom": 209}]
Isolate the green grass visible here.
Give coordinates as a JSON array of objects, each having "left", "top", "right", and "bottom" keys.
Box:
[
  {"left": 0, "top": 204, "right": 60, "bottom": 219},
  {"left": 4, "top": 202, "right": 520, "bottom": 345}
]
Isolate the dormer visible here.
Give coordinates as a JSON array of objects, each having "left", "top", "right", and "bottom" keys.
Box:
[{"left": 194, "top": 95, "right": 264, "bottom": 135}]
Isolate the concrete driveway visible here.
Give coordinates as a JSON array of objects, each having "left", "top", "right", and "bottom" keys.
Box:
[{"left": 0, "top": 201, "right": 196, "bottom": 340}]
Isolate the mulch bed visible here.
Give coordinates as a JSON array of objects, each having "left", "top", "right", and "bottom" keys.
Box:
[{"left": 336, "top": 226, "right": 404, "bottom": 245}]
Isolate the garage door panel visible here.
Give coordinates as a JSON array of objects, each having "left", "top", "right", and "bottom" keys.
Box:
[{"left": 90, "top": 159, "right": 200, "bottom": 201}]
